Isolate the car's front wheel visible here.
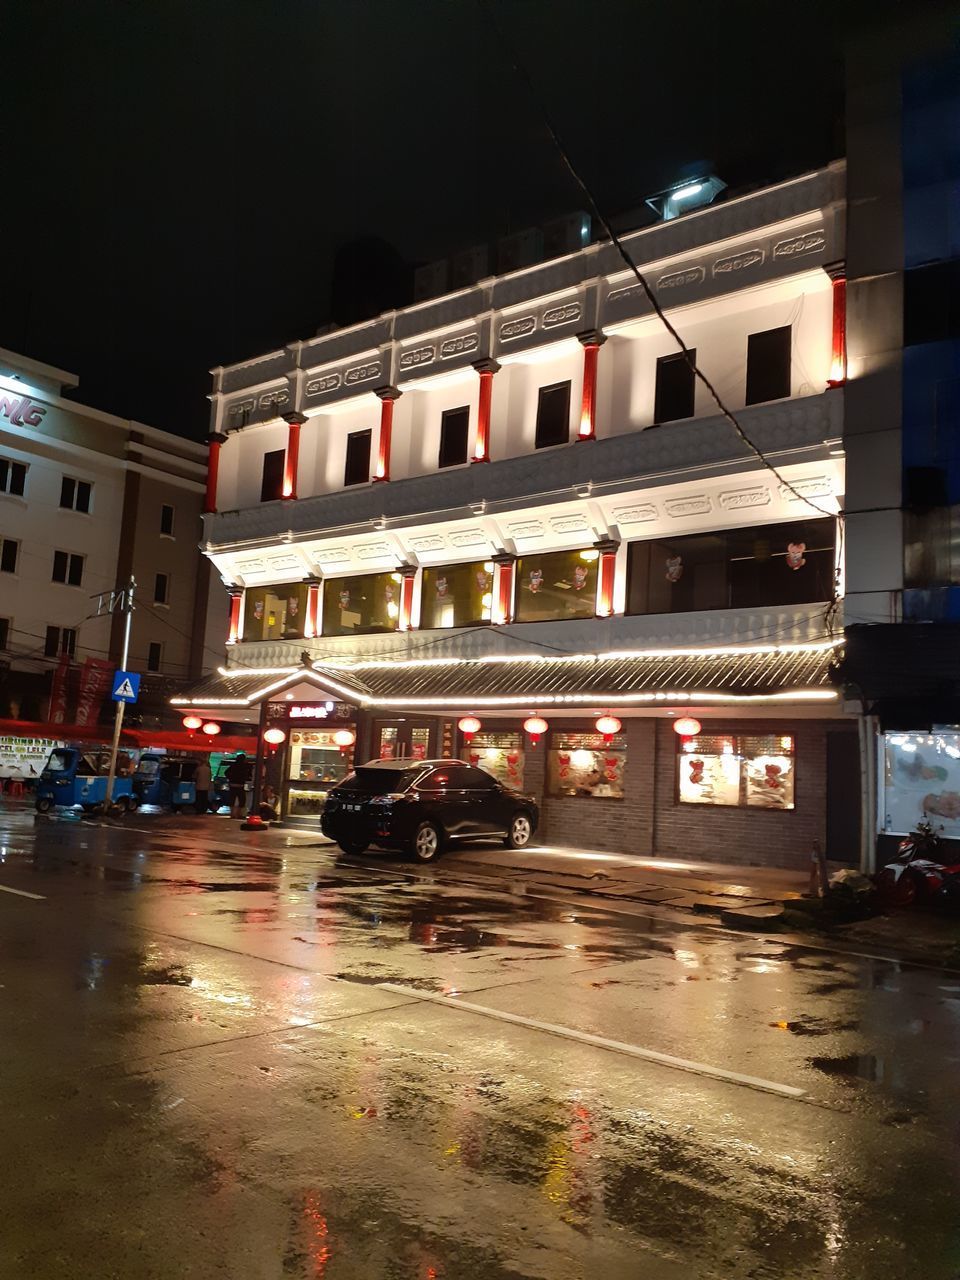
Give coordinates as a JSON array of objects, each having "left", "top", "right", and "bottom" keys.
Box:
[
  {"left": 411, "top": 821, "right": 442, "bottom": 863},
  {"left": 505, "top": 811, "right": 534, "bottom": 849},
  {"left": 337, "top": 841, "right": 368, "bottom": 856}
]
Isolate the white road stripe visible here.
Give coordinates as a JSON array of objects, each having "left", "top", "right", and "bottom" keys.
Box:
[
  {"left": 0, "top": 884, "right": 45, "bottom": 900},
  {"left": 377, "top": 982, "right": 805, "bottom": 1099}
]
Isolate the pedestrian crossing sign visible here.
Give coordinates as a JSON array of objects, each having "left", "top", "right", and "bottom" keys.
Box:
[{"left": 111, "top": 671, "right": 141, "bottom": 704}]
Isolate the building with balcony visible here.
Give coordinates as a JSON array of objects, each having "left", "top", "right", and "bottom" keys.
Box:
[{"left": 177, "top": 162, "right": 857, "bottom": 866}]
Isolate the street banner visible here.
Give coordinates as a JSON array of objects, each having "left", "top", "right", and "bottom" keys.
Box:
[
  {"left": 49, "top": 654, "right": 72, "bottom": 724},
  {"left": 75, "top": 658, "right": 114, "bottom": 728}
]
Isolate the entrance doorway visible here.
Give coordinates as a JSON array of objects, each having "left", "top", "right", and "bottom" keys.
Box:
[
  {"left": 373, "top": 719, "right": 436, "bottom": 762},
  {"left": 826, "top": 730, "right": 861, "bottom": 863}
]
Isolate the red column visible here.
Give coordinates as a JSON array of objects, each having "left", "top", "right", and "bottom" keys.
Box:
[
  {"left": 374, "top": 387, "right": 400, "bottom": 482},
  {"left": 304, "top": 580, "right": 321, "bottom": 639},
  {"left": 577, "top": 331, "right": 606, "bottom": 440},
  {"left": 827, "top": 271, "right": 847, "bottom": 386},
  {"left": 492, "top": 553, "right": 516, "bottom": 625},
  {"left": 204, "top": 433, "right": 227, "bottom": 514},
  {"left": 471, "top": 358, "right": 500, "bottom": 463},
  {"left": 594, "top": 539, "right": 619, "bottom": 618},
  {"left": 227, "top": 589, "right": 243, "bottom": 646},
  {"left": 282, "top": 414, "right": 304, "bottom": 499},
  {"left": 398, "top": 566, "right": 417, "bottom": 632}
]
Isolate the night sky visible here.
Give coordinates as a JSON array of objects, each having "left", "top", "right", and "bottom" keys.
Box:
[{"left": 3, "top": 0, "right": 922, "bottom": 440}]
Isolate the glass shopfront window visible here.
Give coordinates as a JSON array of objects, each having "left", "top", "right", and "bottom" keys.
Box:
[
  {"left": 244, "top": 582, "right": 308, "bottom": 642},
  {"left": 626, "top": 518, "right": 836, "bottom": 616},
  {"left": 881, "top": 730, "right": 960, "bottom": 837},
  {"left": 420, "top": 560, "right": 494, "bottom": 630},
  {"left": 515, "top": 548, "right": 599, "bottom": 624},
  {"left": 547, "top": 731, "right": 625, "bottom": 799},
  {"left": 321, "top": 571, "right": 401, "bottom": 636},
  {"left": 286, "top": 729, "right": 354, "bottom": 818},
  {"left": 678, "top": 734, "right": 795, "bottom": 809},
  {"left": 466, "top": 732, "right": 524, "bottom": 789}
]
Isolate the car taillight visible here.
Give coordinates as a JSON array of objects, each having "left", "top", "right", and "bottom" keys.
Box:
[{"left": 370, "top": 792, "right": 407, "bottom": 806}]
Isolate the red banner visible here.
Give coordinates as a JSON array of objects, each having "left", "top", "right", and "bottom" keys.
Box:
[
  {"left": 74, "top": 658, "right": 114, "bottom": 728},
  {"left": 49, "top": 655, "right": 72, "bottom": 724}
]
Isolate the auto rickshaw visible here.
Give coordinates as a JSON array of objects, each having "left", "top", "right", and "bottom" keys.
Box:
[
  {"left": 132, "top": 753, "right": 201, "bottom": 812},
  {"left": 35, "top": 747, "right": 139, "bottom": 813}
]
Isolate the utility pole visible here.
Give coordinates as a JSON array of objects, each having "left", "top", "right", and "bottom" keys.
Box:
[{"left": 97, "top": 576, "right": 136, "bottom": 808}]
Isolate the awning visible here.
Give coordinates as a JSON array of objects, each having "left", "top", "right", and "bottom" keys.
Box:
[
  {"left": 0, "top": 718, "right": 256, "bottom": 754},
  {"left": 172, "top": 640, "right": 842, "bottom": 712}
]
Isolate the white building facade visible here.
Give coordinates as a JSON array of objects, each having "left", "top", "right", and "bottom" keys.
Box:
[{"left": 182, "top": 162, "right": 857, "bottom": 867}]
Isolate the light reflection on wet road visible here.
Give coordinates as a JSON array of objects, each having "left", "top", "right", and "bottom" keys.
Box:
[{"left": 1, "top": 809, "right": 960, "bottom": 1278}]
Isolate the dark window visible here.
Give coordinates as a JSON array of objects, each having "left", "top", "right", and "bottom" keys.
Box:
[
  {"left": 654, "top": 352, "right": 696, "bottom": 424},
  {"left": 535, "top": 382, "right": 571, "bottom": 449},
  {"left": 321, "top": 571, "right": 400, "bottom": 636},
  {"left": 903, "top": 261, "right": 960, "bottom": 346},
  {"left": 260, "top": 449, "right": 285, "bottom": 502},
  {"left": 420, "top": 560, "right": 493, "bottom": 629},
  {"left": 514, "top": 548, "right": 599, "bottom": 623},
  {"left": 0, "top": 617, "right": 8, "bottom": 649},
  {"left": 160, "top": 504, "right": 175, "bottom": 536},
  {"left": 339, "top": 767, "right": 419, "bottom": 793},
  {"left": 0, "top": 459, "right": 26, "bottom": 496},
  {"left": 60, "top": 476, "right": 91, "bottom": 512},
  {"left": 438, "top": 407, "right": 470, "bottom": 468},
  {"left": 147, "top": 642, "right": 163, "bottom": 672},
  {"left": 45, "top": 626, "right": 76, "bottom": 658},
  {"left": 0, "top": 538, "right": 17, "bottom": 573},
  {"left": 745, "top": 326, "right": 792, "bottom": 405},
  {"left": 242, "top": 582, "right": 308, "bottom": 642},
  {"left": 52, "top": 551, "right": 84, "bottom": 587},
  {"left": 154, "top": 572, "right": 169, "bottom": 605},
  {"left": 344, "top": 430, "right": 372, "bottom": 486},
  {"left": 626, "top": 518, "right": 836, "bottom": 616}
]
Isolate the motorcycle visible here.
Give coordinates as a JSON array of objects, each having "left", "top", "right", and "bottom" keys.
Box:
[{"left": 876, "top": 819, "right": 960, "bottom": 908}]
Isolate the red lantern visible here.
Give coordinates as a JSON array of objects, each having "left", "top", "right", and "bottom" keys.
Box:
[
  {"left": 333, "top": 728, "right": 356, "bottom": 755},
  {"left": 182, "top": 715, "right": 203, "bottom": 733},
  {"left": 523, "top": 715, "right": 549, "bottom": 747},
  {"left": 673, "top": 716, "right": 701, "bottom": 738},
  {"left": 458, "top": 715, "right": 481, "bottom": 744},
  {"left": 263, "top": 727, "right": 286, "bottom": 746},
  {"left": 595, "top": 714, "right": 622, "bottom": 746},
  {"left": 201, "top": 722, "right": 221, "bottom": 737}
]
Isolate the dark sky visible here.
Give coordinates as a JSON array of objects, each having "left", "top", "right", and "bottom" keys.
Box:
[{"left": 2, "top": 0, "right": 919, "bottom": 440}]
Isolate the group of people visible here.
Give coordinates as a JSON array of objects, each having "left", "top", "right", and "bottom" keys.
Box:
[{"left": 190, "top": 753, "right": 278, "bottom": 820}]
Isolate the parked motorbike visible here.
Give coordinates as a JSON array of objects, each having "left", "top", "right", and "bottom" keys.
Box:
[{"left": 876, "top": 819, "right": 960, "bottom": 908}]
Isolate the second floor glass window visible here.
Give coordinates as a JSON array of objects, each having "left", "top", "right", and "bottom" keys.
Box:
[
  {"left": 147, "top": 642, "right": 163, "bottom": 672},
  {"left": 154, "top": 573, "right": 169, "bottom": 605},
  {"left": 535, "top": 382, "right": 571, "bottom": 449},
  {"left": 0, "top": 538, "right": 18, "bottom": 573},
  {"left": 0, "top": 459, "right": 26, "bottom": 496},
  {"left": 515, "top": 548, "right": 599, "bottom": 623},
  {"left": 321, "top": 571, "right": 401, "bottom": 636},
  {"left": 44, "top": 625, "right": 77, "bottom": 658},
  {"left": 626, "top": 517, "right": 836, "bottom": 616},
  {"left": 654, "top": 352, "right": 696, "bottom": 424},
  {"left": 745, "top": 326, "right": 792, "bottom": 405},
  {"left": 160, "top": 504, "right": 175, "bottom": 536},
  {"left": 344, "top": 430, "right": 372, "bottom": 486},
  {"left": 438, "top": 407, "right": 470, "bottom": 468},
  {"left": 52, "top": 551, "right": 84, "bottom": 587},
  {"left": 60, "top": 476, "right": 92, "bottom": 512},
  {"left": 420, "top": 560, "right": 494, "bottom": 629},
  {"left": 260, "top": 450, "right": 285, "bottom": 502},
  {"left": 243, "top": 583, "right": 308, "bottom": 642}
]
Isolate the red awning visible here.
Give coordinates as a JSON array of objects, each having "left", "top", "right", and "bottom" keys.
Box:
[{"left": 0, "top": 719, "right": 256, "bottom": 755}]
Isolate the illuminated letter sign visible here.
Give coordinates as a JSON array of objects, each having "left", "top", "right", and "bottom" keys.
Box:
[
  {"left": 289, "top": 703, "right": 334, "bottom": 720},
  {"left": 0, "top": 395, "right": 46, "bottom": 428}
]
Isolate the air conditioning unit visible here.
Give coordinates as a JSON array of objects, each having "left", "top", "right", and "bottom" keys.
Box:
[
  {"left": 542, "top": 212, "right": 591, "bottom": 259},
  {"left": 450, "top": 244, "right": 490, "bottom": 290},
  {"left": 497, "top": 228, "right": 544, "bottom": 274},
  {"left": 414, "top": 259, "right": 449, "bottom": 303}
]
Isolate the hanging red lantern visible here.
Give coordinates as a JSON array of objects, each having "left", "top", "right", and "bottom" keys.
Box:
[
  {"left": 523, "top": 715, "right": 549, "bottom": 747},
  {"left": 201, "top": 722, "right": 222, "bottom": 736},
  {"left": 182, "top": 715, "right": 203, "bottom": 733},
  {"left": 333, "top": 728, "right": 356, "bottom": 755},
  {"left": 673, "top": 716, "right": 701, "bottom": 738},
  {"left": 595, "top": 714, "right": 622, "bottom": 746},
  {"left": 263, "top": 727, "right": 286, "bottom": 748},
  {"left": 458, "top": 715, "right": 481, "bottom": 744}
]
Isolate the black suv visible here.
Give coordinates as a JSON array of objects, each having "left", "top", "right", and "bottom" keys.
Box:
[{"left": 321, "top": 759, "right": 539, "bottom": 863}]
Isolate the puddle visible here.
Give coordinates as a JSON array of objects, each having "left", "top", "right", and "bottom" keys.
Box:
[
  {"left": 139, "top": 965, "right": 193, "bottom": 986},
  {"left": 334, "top": 972, "right": 444, "bottom": 991},
  {"left": 769, "top": 1018, "right": 860, "bottom": 1036},
  {"left": 809, "top": 1052, "right": 886, "bottom": 1081}
]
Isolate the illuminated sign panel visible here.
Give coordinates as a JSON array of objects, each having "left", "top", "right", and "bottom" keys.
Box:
[{"left": 0, "top": 395, "right": 46, "bottom": 428}]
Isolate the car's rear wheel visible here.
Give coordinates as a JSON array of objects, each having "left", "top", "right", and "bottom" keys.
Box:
[
  {"left": 337, "top": 841, "right": 368, "bottom": 856},
  {"left": 116, "top": 796, "right": 131, "bottom": 814},
  {"left": 505, "top": 811, "right": 533, "bottom": 849},
  {"left": 411, "top": 821, "right": 442, "bottom": 863}
]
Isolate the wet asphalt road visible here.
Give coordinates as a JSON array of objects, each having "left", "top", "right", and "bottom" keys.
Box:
[{"left": 1, "top": 809, "right": 960, "bottom": 1279}]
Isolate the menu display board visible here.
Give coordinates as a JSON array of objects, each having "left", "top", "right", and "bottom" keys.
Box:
[{"left": 881, "top": 732, "right": 960, "bottom": 836}]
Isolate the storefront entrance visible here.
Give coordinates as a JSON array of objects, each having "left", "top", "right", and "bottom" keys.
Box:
[
  {"left": 264, "top": 698, "right": 357, "bottom": 824},
  {"left": 372, "top": 718, "right": 436, "bottom": 762}
]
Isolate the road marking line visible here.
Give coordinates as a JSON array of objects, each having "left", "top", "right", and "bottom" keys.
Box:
[
  {"left": 377, "top": 982, "right": 805, "bottom": 1099},
  {"left": 0, "top": 884, "right": 45, "bottom": 900}
]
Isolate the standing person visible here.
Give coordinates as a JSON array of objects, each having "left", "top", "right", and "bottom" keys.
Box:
[
  {"left": 226, "top": 752, "right": 252, "bottom": 818},
  {"left": 194, "top": 759, "right": 212, "bottom": 814}
]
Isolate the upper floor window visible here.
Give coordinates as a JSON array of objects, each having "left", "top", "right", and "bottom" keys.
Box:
[
  {"left": 60, "top": 476, "right": 92, "bottom": 513},
  {"left": 420, "top": 560, "right": 494, "bottom": 630},
  {"left": 160, "top": 503, "right": 175, "bottom": 536},
  {"left": 626, "top": 517, "right": 836, "bottom": 617},
  {"left": 321, "top": 571, "right": 400, "bottom": 637},
  {"left": 745, "top": 326, "right": 792, "bottom": 405},
  {"left": 243, "top": 583, "right": 308, "bottom": 642},
  {"left": 535, "top": 382, "right": 571, "bottom": 449},
  {"left": 0, "top": 537, "right": 18, "bottom": 574},
  {"left": 438, "top": 407, "right": 470, "bottom": 469},
  {"left": 147, "top": 642, "right": 163, "bottom": 672},
  {"left": 154, "top": 572, "right": 170, "bottom": 605},
  {"left": 654, "top": 352, "right": 696, "bottom": 424},
  {"left": 260, "top": 450, "right": 285, "bottom": 503},
  {"left": 515, "top": 547, "right": 598, "bottom": 623},
  {"left": 52, "top": 550, "right": 84, "bottom": 587},
  {"left": 0, "top": 459, "right": 26, "bottom": 497},
  {"left": 45, "top": 625, "right": 77, "bottom": 658},
  {"left": 344, "top": 430, "right": 372, "bottom": 487},
  {"left": 0, "top": 617, "right": 7, "bottom": 650}
]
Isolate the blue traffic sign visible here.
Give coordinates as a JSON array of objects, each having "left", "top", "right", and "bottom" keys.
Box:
[{"left": 111, "top": 671, "right": 141, "bottom": 704}]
